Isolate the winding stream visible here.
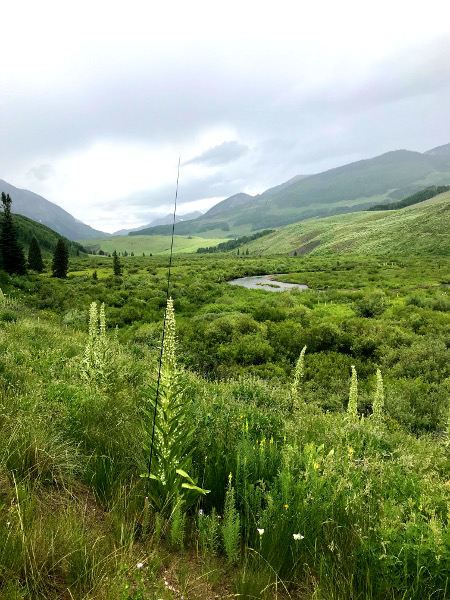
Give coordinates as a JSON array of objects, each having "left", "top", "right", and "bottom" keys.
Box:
[{"left": 228, "top": 274, "right": 309, "bottom": 292}]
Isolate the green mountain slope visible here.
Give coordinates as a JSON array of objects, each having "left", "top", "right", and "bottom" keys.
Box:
[
  {"left": 246, "top": 190, "right": 450, "bottom": 256},
  {"left": 369, "top": 185, "right": 450, "bottom": 211},
  {"left": 133, "top": 144, "right": 450, "bottom": 239},
  {"left": 0, "top": 179, "right": 109, "bottom": 240},
  {"left": 13, "top": 213, "right": 86, "bottom": 257}
]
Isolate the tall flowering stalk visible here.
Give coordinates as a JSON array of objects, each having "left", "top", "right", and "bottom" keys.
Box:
[
  {"left": 291, "top": 345, "right": 307, "bottom": 411},
  {"left": 221, "top": 474, "right": 240, "bottom": 563},
  {"left": 161, "top": 298, "right": 176, "bottom": 383},
  {"left": 142, "top": 297, "right": 209, "bottom": 513},
  {"left": 82, "top": 302, "right": 108, "bottom": 382},
  {"left": 372, "top": 368, "right": 384, "bottom": 423},
  {"left": 347, "top": 365, "right": 358, "bottom": 420},
  {"left": 99, "top": 302, "right": 106, "bottom": 338}
]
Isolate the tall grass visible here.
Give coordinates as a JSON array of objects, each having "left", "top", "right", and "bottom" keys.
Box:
[{"left": 0, "top": 288, "right": 449, "bottom": 598}]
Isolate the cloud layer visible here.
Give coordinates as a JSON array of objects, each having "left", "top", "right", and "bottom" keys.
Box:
[{"left": 1, "top": 0, "right": 449, "bottom": 232}]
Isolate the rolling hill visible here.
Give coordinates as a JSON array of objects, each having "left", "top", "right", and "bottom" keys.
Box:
[
  {"left": 132, "top": 143, "right": 450, "bottom": 239},
  {"left": 0, "top": 180, "right": 109, "bottom": 240},
  {"left": 245, "top": 189, "right": 450, "bottom": 257}
]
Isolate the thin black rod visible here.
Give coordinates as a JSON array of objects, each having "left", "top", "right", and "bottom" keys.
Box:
[{"left": 145, "top": 156, "right": 180, "bottom": 501}]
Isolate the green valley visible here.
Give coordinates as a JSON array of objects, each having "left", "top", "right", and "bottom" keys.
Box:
[{"left": 1, "top": 180, "right": 450, "bottom": 600}]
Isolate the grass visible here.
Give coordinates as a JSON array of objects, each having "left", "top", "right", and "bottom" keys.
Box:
[
  {"left": 77, "top": 234, "right": 226, "bottom": 255},
  {"left": 0, "top": 252, "right": 449, "bottom": 598},
  {"left": 246, "top": 191, "right": 450, "bottom": 256}
]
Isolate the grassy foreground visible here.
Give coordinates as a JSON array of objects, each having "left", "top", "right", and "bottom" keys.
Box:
[{"left": 0, "top": 253, "right": 449, "bottom": 599}]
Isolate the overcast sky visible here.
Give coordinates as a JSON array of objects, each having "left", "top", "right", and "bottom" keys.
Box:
[{"left": 1, "top": 0, "right": 449, "bottom": 233}]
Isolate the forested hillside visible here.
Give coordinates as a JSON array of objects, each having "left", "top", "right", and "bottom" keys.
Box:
[{"left": 13, "top": 213, "right": 86, "bottom": 257}]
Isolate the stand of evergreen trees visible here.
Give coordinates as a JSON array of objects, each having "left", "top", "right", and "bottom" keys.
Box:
[
  {"left": 368, "top": 185, "right": 450, "bottom": 212},
  {"left": 196, "top": 229, "right": 275, "bottom": 254},
  {"left": 0, "top": 192, "right": 27, "bottom": 275}
]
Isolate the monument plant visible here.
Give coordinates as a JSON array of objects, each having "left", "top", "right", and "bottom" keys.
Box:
[{"left": 142, "top": 298, "right": 209, "bottom": 514}]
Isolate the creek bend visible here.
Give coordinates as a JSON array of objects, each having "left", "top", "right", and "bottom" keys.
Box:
[{"left": 228, "top": 274, "right": 309, "bottom": 292}]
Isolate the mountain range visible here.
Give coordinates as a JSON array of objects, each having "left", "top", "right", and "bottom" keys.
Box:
[
  {"left": 112, "top": 211, "right": 203, "bottom": 236},
  {"left": 131, "top": 143, "right": 450, "bottom": 238},
  {"left": 1, "top": 142, "right": 450, "bottom": 241}
]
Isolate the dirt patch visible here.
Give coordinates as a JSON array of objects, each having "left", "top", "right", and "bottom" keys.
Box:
[
  {"left": 298, "top": 230, "right": 323, "bottom": 244},
  {"left": 290, "top": 240, "right": 321, "bottom": 255}
]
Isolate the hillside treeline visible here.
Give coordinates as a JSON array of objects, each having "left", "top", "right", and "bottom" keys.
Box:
[
  {"left": 368, "top": 185, "right": 450, "bottom": 211},
  {"left": 196, "top": 229, "right": 275, "bottom": 253}
]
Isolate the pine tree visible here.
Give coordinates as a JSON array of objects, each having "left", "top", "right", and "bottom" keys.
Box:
[
  {"left": 27, "top": 236, "right": 44, "bottom": 272},
  {"left": 52, "top": 238, "right": 69, "bottom": 278},
  {"left": 0, "top": 192, "right": 27, "bottom": 275},
  {"left": 112, "top": 250, "right": 122, "bottom": 276}
]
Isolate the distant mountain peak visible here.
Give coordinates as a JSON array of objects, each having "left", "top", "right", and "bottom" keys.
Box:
[
  {"left": 112, "top": 210, "right": 203, "bottom": 236},
  {"left": 204, "top": 192, "right": 254, "bottom": 217}
]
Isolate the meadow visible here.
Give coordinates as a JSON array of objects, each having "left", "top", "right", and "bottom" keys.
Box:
[
  {"left": 0, "top": 251, "right": 449, "bottom": 599},
  {"left": 78, "top": 235, "right": 225, "bottom": 256}
]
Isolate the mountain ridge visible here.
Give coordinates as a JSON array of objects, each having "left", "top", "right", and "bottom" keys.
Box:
[
  {"left": 0, "top": 180, "right": 109, "bottom": 240},
  {"left": 2, "top": 142, "right": 449, "bottom": 241},
  {"left": 132, "top": 143, "right": 450, "bottom": 238},
  {"left": 112, "top": 211, "right": 203, "bottom": 236}
]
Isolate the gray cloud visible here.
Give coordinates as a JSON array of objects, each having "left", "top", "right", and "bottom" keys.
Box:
[
  {"left": 26, "top": 164, "right": 56, "bottom": 182},
  {"left": 103, "top": 174, "right": 245, "bottom": 212},
  {"left": 3, "top": 35, "right": 448, "bottom": 172},
  {"left": 1, "top": 23, "right": 450, "bottom": 232},
  {"left": 183, "top": 141, "right": 249, "bottom": 166}
]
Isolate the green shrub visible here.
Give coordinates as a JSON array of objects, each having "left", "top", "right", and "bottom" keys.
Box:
[{"left": 354, "top": 289, "right": 388, "bottom": 317}]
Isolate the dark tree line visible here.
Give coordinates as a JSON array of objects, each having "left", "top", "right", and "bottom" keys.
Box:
[
  {"left": 196, "top": 229, "right": 275, "bottom": 254},
  {"left": 0, "top": 192, "right": 27, "bottom": 275},
  {"left": 1, "top": 192, "right": 69, "bottom": 277},
  {"left": 368, "top": 185, "right": 450, "bottom": 212}
]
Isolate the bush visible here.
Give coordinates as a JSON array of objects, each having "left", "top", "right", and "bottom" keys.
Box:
[
  {"left": 0, "top": 309, "right": 18, "bottom": 323},
  {"left": 354, "top": 290, "right": 388, "bottom": 317}
]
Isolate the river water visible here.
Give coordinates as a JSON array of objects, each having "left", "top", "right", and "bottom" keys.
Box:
[{"left": 228, "top": 274, "right": 309, "bottom": 292}]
